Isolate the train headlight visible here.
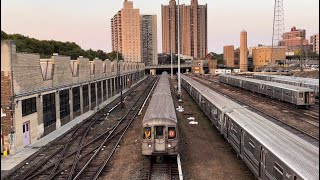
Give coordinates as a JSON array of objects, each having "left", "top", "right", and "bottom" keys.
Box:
[
  {"left": 168, "top": 142, "right": 172, "bottom": 148},
  {"left": 148, "top": 142, "right": 152, "bottom": 148}
]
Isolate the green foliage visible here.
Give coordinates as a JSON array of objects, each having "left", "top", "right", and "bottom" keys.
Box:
[
  {"left": 106, "top": 51, "right": 123, "bottom": 61},
  {"left": 1, "top": 30, "right": 116, "bottom": 60},
  {"left": 209, "top": 52, "right": 224, "bottom": 64}
]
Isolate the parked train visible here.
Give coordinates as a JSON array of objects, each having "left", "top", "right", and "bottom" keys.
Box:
[
  {"left": 252, "top": 74, "right": 319, "bottom": 98},
  {"left": 181, "top": 74, "right": 319, "bottom": 180},
  {"left": 218, "top": 74, "right": 315, "bottom": 106},
  {"left": 142, "top": 72, "right": 178, "bottom": 156}
]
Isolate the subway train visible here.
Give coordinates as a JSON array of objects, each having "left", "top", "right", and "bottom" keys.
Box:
[
  {"left": 252, "top": 74, "right": 319, "bottom": 98},
  {"left": 218, "top": 74, "right": 315, "bottom": 106},
  {"left": 181, "top": 74, "right": 319, "bottom": 180},
  {"left": 142, "top": 72, "right": 178, "bottom": 156}
]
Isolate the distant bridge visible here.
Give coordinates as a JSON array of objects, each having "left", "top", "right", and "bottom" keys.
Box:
[{"left": 145, "top": 64, "right": 192, "bottom": 70}]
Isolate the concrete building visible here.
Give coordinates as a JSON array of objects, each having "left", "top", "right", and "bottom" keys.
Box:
[
  {"left": 310, "top": 33, "right": 319, "bottom": 54},
  {"left": 111, "top": 0, "right": 141, "bottom": 62},
  {"left": 279, "top": 26, "right": 309, "bottom": 52},
  {"left": 141, "top": 15, "right": 158, "bottom": 66},
  {"left": 223, "top": 45, "right": 235, "bottom": 67},
  {"left": 240, "top": 30, "right": 248, "bottom": 71},
  {"left": 252, "top": 46, "right": 286, "bottom": 71},
  {"left": 1, "top": 40, "right": 145, "bottom": 153},
  {"left": 162, "top": 0, "right": 207, "bottom": 59}
]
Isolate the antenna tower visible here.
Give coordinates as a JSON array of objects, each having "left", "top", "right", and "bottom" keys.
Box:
[
  {"left": 271, "top": 0, "right": 285, "bottom": 67},
  {"left": 272, "top": 0, "right": 285, "bottom": 47}
]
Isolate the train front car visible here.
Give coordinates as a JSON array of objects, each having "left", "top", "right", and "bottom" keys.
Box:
[{"left": 142, "top": 72, "right": 178, "bottom": 156}]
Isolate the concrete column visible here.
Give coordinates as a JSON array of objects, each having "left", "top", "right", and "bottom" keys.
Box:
[
  {"left": 88, "top": 84, "right": 92, "bottom": 110},
  {"left": 37, "top": 95, "right": 44, "bottom": 139},
  {"left": 106, "top": 79, "right": 109, "bottom": 99},
  {"left": 69, "top": 88, "right": 74, "bottom": 120},
  {"left": 80, "top": 86, "right": 84, "bottom": 114},
  {"left": 55, "top": 91, "right": 61, "bottom": 129},
  {"left": 95, "top": 82, "right": 98, "bottom": 108},
  {"left": 113, "top": 78, "right": 116, "bottom": 95}
]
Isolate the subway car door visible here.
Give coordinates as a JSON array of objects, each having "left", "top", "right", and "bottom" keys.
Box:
[
  {"left": 259, "top": 147, "right": 266, "bottom": 179},
  {"left": 154, "top": 126, "right": 165, "bottom": 151},
  {"left": 240, "top": 129, "right": 245, "bottom": 158}
]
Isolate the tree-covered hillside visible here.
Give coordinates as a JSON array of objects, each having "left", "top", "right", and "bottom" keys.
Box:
[{"left": 1, "top": 30, "right": 122, "bottom": 61}]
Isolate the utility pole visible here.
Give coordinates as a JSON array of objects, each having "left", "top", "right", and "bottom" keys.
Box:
[
  {"left": 177, "top": 0, "right": 181, "bottom": 96},
  {"left": 169, "top": 16, "right": 173, "bottom": 79},
  {"left": 116, "top": 13, "right": 124, "bottom": 110}
]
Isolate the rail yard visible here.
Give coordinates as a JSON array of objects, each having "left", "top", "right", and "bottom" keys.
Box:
[{"left": 1, "top": 73, "right": 319, "bottom": 180}]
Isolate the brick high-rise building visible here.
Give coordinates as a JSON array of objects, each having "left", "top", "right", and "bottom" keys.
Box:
[
  {"left": 162, "top": 0, "right": 207, "bottom": 59},
  {"left": 240, "top": 30, "right": 248, "bottom": 71},
  {"left": 310, "top": 33, "right": 319, "bottom": 54},
  {"left": 111, "top": 0, "right": 141, "bottom": 62},
  {"left": 141, "top": 15, "right": 158, "bottom": 66},
  {"left": 279, "top": 26, "right": 309, "bottom": 52},
  {"left": 223, "top": 45, "right": 235, "bottom": 67}
]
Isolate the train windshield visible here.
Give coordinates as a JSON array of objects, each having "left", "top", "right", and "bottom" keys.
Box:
[
  {"left": 168, "top": 127, "right": 176, "bottom": 139},
  {"left": 143, "top": 127, "right": 151, "bottom": 139},
  {"left": 155, "top": 126, "right": 164, "bottom": 139}
]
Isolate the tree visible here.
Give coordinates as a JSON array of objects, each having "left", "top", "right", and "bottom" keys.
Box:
[
  {"left": 1, "top": 31, "right": 111, "bottom": 60},
  {"left": 107, "top": 51, "right": 123, "bottom": 61}
]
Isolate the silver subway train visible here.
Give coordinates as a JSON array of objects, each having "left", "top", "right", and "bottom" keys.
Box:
[
  {"left": 218, "top": 74, "right": 315, "bottom": 106},
  {"left": 182, "top": 74, "right": 319, "bottom": 180},
  {"left": 252, "top": 74, "right": 319, "bottom": 98},
  {"left": 142, "top": 72, "right": 178, "bottom": 156}
]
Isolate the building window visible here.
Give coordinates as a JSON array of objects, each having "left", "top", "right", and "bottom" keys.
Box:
[
  {"left": 43, "top": 93, "right": 56, "bottom": 127},
  {"left": 83, "top": 85, "right": 89, "bottom": 108},
  {"left": 91, "top": 83, "right": 96, "bottom": 104},
  {"left": 22, "top": 97, "right": 37, "bottom": 117},
  {"left": 59, "top": 89, "right": 70, "bottom": 119},
  {"left": 73, "top": 87, "right": 80, "bottom": 112},
  {"left": 103, "top": 80, "right": 107, "bottom": 98}
]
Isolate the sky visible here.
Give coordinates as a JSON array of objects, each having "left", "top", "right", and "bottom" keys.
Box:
[{"left": 1, "top": 0, "right": 319, "bottom": 54}]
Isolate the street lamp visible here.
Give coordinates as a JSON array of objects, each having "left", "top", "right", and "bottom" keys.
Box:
[
  {"left": 169, "top": 11, "right": 173, "bottom": 79},
  {"left": 116, "top": 13, "right": 124, "bottom": 110}
]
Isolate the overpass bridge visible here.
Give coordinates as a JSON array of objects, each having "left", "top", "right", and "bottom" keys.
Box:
[{"left": 145, "top": 63, "right": 209, "bottom": 75}]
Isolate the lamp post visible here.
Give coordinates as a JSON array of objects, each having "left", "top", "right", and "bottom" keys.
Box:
[
  {"left": 169, "top": 11, "right": 173, "bottom": 79},
  {"left": 177, "top": 0, "right": 181, "bottom": 96},
  {"left": 116, "top": 13, "right": 124, "bottom": 110}
]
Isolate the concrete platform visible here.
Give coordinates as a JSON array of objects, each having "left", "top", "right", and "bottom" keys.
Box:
[{"left": 0, "top": 77, "right": 146, "bottom": 173}]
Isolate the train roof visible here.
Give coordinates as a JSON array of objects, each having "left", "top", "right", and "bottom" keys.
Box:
[
  {"left": 182, "top": 75, "right": 244, "bottom": 111},
  {"left": 183, "top": 74, "right": 318, "bottom": 180},
  {"left": 227, "top": 109, "right": 319, "bottom": 180},
  {"left": 253, "top": 74, "right": 319, "bottom": 83},
  {"left": 220, "top": 74, "right": 315, "bottom": 92},
  {"left": 142, "top": 72, "right": 177, "bottom": 125}
]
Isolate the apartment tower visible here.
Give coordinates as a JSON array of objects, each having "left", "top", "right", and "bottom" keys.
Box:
[
  {"left": 223, "top": 45, "right": 235, "bottom": 67},
  {"left": 240, "top": 30, "right": 248, "bottom": 71},
  {"left": 162, "top": 0, "right": 207, "bottom": 59},
  {"left": 111, "top": 0, "right": 141, "bottom": 62},
  {"left": 141, "top": 15, "right": 158, "bottom": 66},
  {"left": 310, "top": 33, "right": 319, "bottom": 54}
]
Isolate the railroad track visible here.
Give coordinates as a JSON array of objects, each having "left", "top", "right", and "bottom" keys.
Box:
[
  {"left": 140, "top": 156, "right": 180, "bottom": 180},
  {"left": 191, "top": 75, "right": 319, "bottom": 146},
  {"left": 3, "top": 76, "right": 157, "bottom": 180}
]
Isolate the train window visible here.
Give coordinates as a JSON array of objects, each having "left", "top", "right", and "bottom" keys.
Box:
[
  {"left": 273, "top": 162, "right": 283, "bottom": 180},
  {"left": 248, "top": 139, "right": 255, "bottom": 154},
  {"left": 143, "top": 127, "right": 151, "bottom": 139},
  {"left": 299, "top": 93, "right": 303, "bottom": 99},
  {"left": 155, "top": 126, "right": 164, "bottom": 139},
  {"left": 231, "top": 123, "right": 237, "bottom": 135},
  {"left": 213, "top": 108, "right": 217, "bottom": 115},
  {"left": 168, "top": 127, "right": 176, "bottom": 139}
]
